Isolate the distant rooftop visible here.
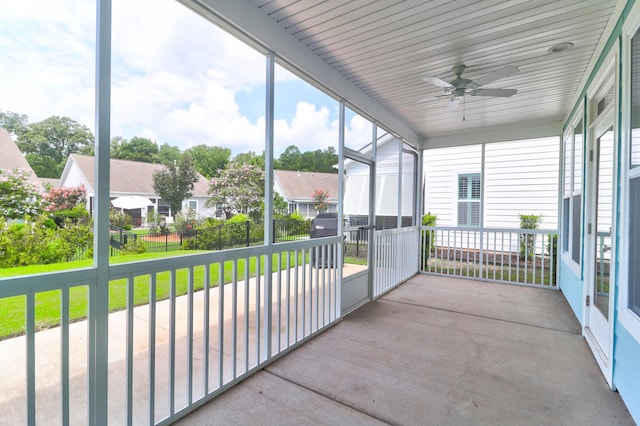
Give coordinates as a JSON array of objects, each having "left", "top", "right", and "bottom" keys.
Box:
[
  {"left": 274, "top": 169, "right": 339, "bottom": 202},
  {"left": 0, "top": 127, "right": 43, "bottom": 192}
]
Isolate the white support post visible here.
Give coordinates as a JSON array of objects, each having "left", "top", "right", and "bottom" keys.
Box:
[
  {"left": 264, "top": 52, "right": 275, "bottom": 360},
  {"left": 369, "top": 123, "right": 377, "bottom": 299},
  {"left": 337, "top": 102, "right": 345, "bottom": 315},
  {"left": 91, "top": 0, "right": 111, "bottom": 424},
  {"left": 397, "top": 139, "right": 403, "bottom": 229},
  {"left": 479, "top": 144, "right": 486, "bottom": 278}
]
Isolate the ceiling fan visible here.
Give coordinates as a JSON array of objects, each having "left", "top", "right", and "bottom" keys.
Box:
[{"left": 420, "top": 64, "right": 520, "bottom": 113}]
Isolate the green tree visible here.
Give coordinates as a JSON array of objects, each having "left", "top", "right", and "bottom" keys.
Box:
[
  {"left": 111, "top": 136, "right": 159, "bottom": 163},
  {"left": 156, "top": 143, "right": 183, "bottom": 165},
  {"left": 273, "top": 192, "right": 289, "bottom": 219},
  {"left": 206, "top": 162, "right": 264, "bottom": 219},
  {"left": 0, "top": 169, "right": 43, "bottom": 219},
  {"left": 0, "top": 110, "right": 28, "bottom": 136},
  {"left": 17, "top": 116, "right": 94, "bottom": 178},
  {"left": 275, "top": 146, "right": 338, "bottom": 173},
  {"left": 185, "top": 144, "right": 231, "bottom": 178},
  {"left": 233, "top": 151, "right": 265, "bottom": 169},
  {"left": 274, "top": 145, "right": 302, "bottom": 170},
  {"left": 300, "top": 147, "right": 338, "bottom": 173},
  {"left": 152, "top": 154, "right": 199, "bottom": 218}
]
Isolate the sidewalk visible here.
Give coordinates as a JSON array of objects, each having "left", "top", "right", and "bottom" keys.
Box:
[{"left": 0, "top": 263, "right": 367, "bottom": 424}]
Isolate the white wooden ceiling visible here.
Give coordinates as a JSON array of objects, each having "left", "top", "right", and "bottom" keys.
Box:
[{"left": 243, "top": 0, "right": 622, "bottom": 147}]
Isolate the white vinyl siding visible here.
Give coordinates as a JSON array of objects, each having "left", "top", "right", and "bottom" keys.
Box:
[
  {"left": 344, "top": 137, "right": 415, "bottom": 222},
  {"left": 484, "top": 138, "right": 559, "bottom": 229},
  {"left": 424, "top": 137, "right": 559, "bottom": 229},
  {"left": 424, "top": 144, "right": 482, "bottom": 226}
]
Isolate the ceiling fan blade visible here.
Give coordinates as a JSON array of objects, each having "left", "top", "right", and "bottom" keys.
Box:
[
  {"left": 471, "top": 88, "right": 518, "bottom": 97},
  {"left": 423, "top": 76, "right": 453, "bottom": 88},
  {"left": 471, "top": 65, "right": 519, "bottom": 87},
  {"left": 445, "top": 98, "right": 461, "bottom": 112}
]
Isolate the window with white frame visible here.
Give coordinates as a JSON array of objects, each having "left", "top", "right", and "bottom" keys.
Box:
[
  {"left": 457, "top": 173, "right": 480, "bottom": 227},
  {"left": 562, "top": 118, "right": 583, "bottom": 266},
  {"left": 187, "top": 200, "right": 197, "bottom": 210},
  {"left": 628, "top": 28, "right": 640, "bottom": 316}
]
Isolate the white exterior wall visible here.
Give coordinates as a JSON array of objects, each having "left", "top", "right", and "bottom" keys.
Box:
[
  {"left": 424, "top": 144, "right": 482, "bottom": 226},
  {"left": 182, "top": 196, "right": 216, "bottom": 218},
  {"left": 484, "top": 137, "right": 560, "bottom": 229},
  {"left": 344, "top": 137, "right": 415, "bottom": 219},
  {"left": 424, "top": 137, "right": 560, "bottom": 229}
]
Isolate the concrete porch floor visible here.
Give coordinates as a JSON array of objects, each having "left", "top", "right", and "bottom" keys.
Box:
[{"left": 177, "top": 274, "right": 634, "bottom": 425}]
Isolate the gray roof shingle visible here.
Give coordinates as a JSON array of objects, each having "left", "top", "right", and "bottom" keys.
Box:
[
  {"left": 274, "top": 170, "right": 339, "bottom": 202},
  {"left": 69, "top": 154, "right": 210, "bottom": 197},
  {"left": 0, "top": 128, "right": 43, "bottom": 191}
]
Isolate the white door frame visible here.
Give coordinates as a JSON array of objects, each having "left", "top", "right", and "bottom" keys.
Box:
[
  {"left": 583, "top": 53, "right": 618, "bottom": 388},
  {"left": 341, "top": 148, "right": 375, "bottom": 314}
]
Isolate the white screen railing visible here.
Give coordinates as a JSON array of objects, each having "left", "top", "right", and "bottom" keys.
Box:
[
  {"left": 420, "top": 226, "right": 558, "bottom": 288},
  {"left": 0, "top": 237, "right": 342, "bottom": 425},
  {"left": 373, "top": 226, "right": 420, "bottom": 297}
]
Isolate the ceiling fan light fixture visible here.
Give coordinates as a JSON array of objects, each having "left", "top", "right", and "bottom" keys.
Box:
[{"left": 548, "top": 42, "right": 574, "bottom": 54}]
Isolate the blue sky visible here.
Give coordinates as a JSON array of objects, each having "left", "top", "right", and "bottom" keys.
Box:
[{"left": 0, "top": 0, "right": 371, "bottom": 157}]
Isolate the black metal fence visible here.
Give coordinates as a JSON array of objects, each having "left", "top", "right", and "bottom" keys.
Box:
[{"left": 108, "top": 219, "right": 312, "bottom": 255}]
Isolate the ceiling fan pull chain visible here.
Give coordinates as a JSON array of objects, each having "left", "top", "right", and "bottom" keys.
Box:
[{"left": 463, "top": 96, "right": 466, "bottom": 121}]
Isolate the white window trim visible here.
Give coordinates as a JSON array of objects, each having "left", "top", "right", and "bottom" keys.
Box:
[
  {"left": 456, "top": 172, "right": 481, "bottom": 227},
  {"left": 619, "top": 6, "right": 640, "bottom": 343},
  {"left": 560, "top": 112, "right": 584, "bottom": 276}
]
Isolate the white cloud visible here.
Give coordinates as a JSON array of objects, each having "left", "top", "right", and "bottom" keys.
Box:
[
  {"left": 0, "top": 0, "right": 372, "bottom": 159},
  {"left": 0, "top": 0, "right": 95, "bottom": 126},
  {"left": 274, "top": 101, "right": 339, "bottom": 153}
]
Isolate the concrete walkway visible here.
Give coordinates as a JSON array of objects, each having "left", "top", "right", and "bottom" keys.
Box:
[
  {"left": 0, "top": 263, "right": 366, "bottom": 425},
  {"left": 177, "top": 275, "right": 634, "bottom": 425}
]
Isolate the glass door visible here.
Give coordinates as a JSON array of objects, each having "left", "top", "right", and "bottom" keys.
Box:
[{"left": 587, "top": 125, "right": 614, "bottom": 357}]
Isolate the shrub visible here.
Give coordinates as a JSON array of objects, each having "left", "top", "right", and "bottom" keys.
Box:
[
  {"left": 174, "top": 208, "right": 199, "bottom": 233},
  {"left": 519, "top": 214, "right": 542, "bottom": 258},
  {"left": 420, "top": 213, "right": 437, "bottom": 269},
  {"left": 287, "top": 211, "right": 306, "bottom": 223},
  {"left": 51, "top": 205, "right": 90, "bottom": 227},
  {"left": 0, "top": 169, "right": 44, "bottom": 219},
  {"left": 44, "top": 185, "right": 85, "bottom": 212},
  {"left": 121, "top": 238, "right": 146, "bottom": 254},
  {"left": 0, "top": 216, "right": 56, "bottom": 267},
  {"left": 110, "top": 208, "right": 132, "bottom": 229},
  {"left": 53, "top": 217, "right": 93, "bottom": 261},
  {"left": 146, "top": 210, "right": 167, "bottom": 234},
  {"left": 225, "top": 214, "right": 252, "bottom": 246}
]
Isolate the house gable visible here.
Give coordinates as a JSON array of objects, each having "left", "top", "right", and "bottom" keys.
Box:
[{"left": 0, "top": 127, "right": 43, "bottom": 192}]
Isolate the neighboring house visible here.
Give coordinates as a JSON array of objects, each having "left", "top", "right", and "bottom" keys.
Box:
[
  {"left": 273, "top": 169, "right": 339, "bottom": 219},
  {"left": 424, "top": 137, "right": 560, "bottom": 230},
  {"left": 344, "top": 135, "right": 417, "bottom": 228},
  {"left": 58, "top": 154, "right": 213, "bottom": 224},
  {"left": 0, "top": 127, "right": 44, "bottom": 192}
]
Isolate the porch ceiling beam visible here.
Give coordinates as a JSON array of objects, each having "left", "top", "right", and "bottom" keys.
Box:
[
  {"left": 182, "top": 0, "right": 423, "bottom": 148},
  {"left": 423, "top": 119, "right": 563, "bottom": 149}
]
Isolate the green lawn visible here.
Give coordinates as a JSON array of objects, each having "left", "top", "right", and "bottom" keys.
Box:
[{"left": 0, "top": 250, "right": 308, "bottom": 340}]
